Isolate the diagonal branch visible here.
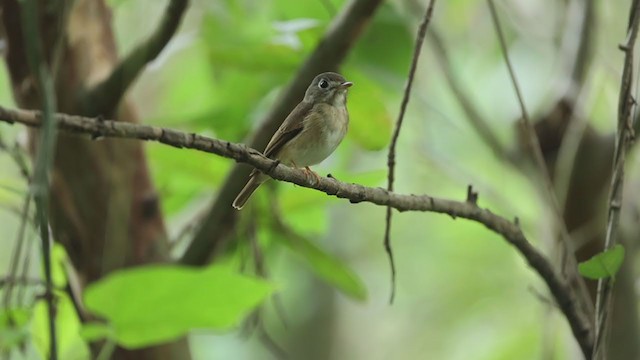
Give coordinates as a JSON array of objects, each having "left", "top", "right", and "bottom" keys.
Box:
[
  {"left": 592, "top": 1, "right": 640, "bottom": 358},
  {"left": 181, "top": 0, "right": 385, "bottom": 266},
  {"left": 0, "top": 104, "right": 593, "bottom": 357},
  {"left": 79, "top": 0, "right": 189, "bottom": 116}
]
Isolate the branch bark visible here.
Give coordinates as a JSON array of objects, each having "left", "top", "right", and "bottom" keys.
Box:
[
  {"left": 0, "top": 105, "right": 594, "bottom": 356},
  {"left": 593, "top": 1, "right": 640, "bottom": 358},
  {"left": 181, "top": 0, "right": 385, "bottom": 266}
]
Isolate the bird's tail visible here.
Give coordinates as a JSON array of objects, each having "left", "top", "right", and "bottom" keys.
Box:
[{"left": 232, "top": 174, "right": 265, "bottom": 210}]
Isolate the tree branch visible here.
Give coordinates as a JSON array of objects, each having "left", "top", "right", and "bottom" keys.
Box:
[
  {"left": 181, "top": 0, "right": 385, "bottom": 266},
  {"left": 0, "top": 105, "right": 594, "bottom": 355},
  {"left": 79, "top": 0, "right": 189, "bottom": 116},
  {"left": 593, "top": 1, "right": 640, "bottom": 358}
]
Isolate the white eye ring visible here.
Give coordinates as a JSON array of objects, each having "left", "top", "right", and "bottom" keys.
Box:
[{"left": 318, "top": 79, "right": 329, "bottom": 89}]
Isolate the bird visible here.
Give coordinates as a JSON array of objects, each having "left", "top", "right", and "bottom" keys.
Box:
[{"left": 232, "top": 72, "right": 353, "bottom": 210}]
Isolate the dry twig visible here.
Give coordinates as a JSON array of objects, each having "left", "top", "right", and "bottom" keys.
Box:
[
  {"left": 592, "top": 1, "right": 640, "bottom": 358},
  {"left": 384, "top": 0, "right": 437, "bottom": 305}
]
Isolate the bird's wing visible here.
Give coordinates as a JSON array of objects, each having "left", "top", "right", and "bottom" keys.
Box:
[{"left": 264, "top": 101, "right": 312, "bottom": 158}]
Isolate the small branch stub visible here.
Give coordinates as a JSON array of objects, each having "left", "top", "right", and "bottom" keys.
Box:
[{"left": 466, "top": 185, "right": 478, "bottom": 205}]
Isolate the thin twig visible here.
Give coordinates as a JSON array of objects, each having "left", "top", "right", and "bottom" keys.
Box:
[
  {"left": 384, "top": 0, "right": 436, "bottom": 305},
  {"left": 19, "top": 0, "right": 59, "bottom": 358},
  {"left": 487, "top": 0, "right": 561, "bottom": 192},
  {"left": 0, "top": 105, "right": 594, "bottom": 355},
  {"left": 487, "top": 0, "right": 594, "bottom": 322},
  {"left": 592, "top": 2, "right": 640, "bottom": 359},
  {"left": 79, "top": 0, "right": 189, "bottom": 116}
]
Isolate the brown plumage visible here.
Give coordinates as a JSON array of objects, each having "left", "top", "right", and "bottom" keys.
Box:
[{"left": 232, "top": 72, "right": 352, "bottom": 210}]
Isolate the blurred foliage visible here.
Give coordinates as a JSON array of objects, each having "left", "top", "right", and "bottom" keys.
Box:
[
  {"left": 31, "top": 244, "right": 90, "bottom": 360},
  {"left": 268, "top": 226, "right": 368, "bottom": 301},
  {"left": 0, "top": 0, "right": 637, "bottom": 359},
  {"left": 0, "top": 307, "right": 31, "bottom": 352}
]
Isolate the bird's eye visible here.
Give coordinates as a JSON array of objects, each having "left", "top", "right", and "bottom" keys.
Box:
[{"left": 318, "top": 79, "right": 329, "bottom": 89}]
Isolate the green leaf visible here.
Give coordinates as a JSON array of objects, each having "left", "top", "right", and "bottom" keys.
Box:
[
  {"left": 578, "top": 245, "right": 625, "bottom": 280},
  {"left": 84, "top": 264, "right": 274, "bottom": 349},
  {"left": 276, "top": 232, "right": 367, "bottom": 301}
]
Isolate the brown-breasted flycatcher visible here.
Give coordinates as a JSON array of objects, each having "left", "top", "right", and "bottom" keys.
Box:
[{"left": 233, "top": 72, "right": 352, "bottom": 210}]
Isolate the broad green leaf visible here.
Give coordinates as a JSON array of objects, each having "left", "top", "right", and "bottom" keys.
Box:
[
  {"left": 578, "top": 245, "right": 625, "bottom": 280},
  {"left": 275, "top": 232, "right": 367, "bottom": 301},
  {"left": 80, "top": 322, "right": 115, "bottom": 342},
  {"left": 84, "top": 264, "right": 274, "bottom": 349},
  {"left": 345, "top": 69, "right": 393, "bottom": 150}
]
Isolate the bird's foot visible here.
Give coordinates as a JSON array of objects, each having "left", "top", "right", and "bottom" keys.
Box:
[{"left": 303, "top": 166, "right": 321, "bottom": 184}]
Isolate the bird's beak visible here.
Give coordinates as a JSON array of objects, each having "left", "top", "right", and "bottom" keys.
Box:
[{"left": 340, "top": 81, "right": 353, "bottom": 88}]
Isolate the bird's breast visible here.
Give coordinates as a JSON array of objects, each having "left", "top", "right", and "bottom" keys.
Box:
[{"left": 279, "top": 103, "right": 348, "bottom": 167}]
